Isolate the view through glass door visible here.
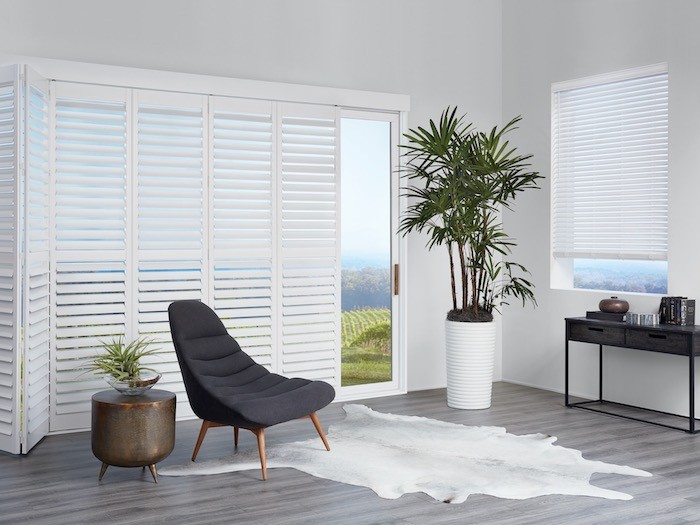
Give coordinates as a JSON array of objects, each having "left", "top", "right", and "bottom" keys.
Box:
[{"left": 340, "top": 112, "right": 400, "bottom": 393}]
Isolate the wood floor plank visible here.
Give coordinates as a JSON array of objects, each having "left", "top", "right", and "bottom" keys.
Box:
[{"left": 1, "top": 382, "right": 698, "bottom": 524}]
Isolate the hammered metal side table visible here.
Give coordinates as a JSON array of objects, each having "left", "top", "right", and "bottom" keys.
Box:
[{"left": 91, "top": 389, "right": 176, "bottom": 483}]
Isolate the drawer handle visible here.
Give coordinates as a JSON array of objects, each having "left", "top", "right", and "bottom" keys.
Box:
[
  {"left": 648, "top": 334, "right": 667, "bottom": 340},
  {"left": 587, "top": 327, "right": 604, "bottom": 332}
]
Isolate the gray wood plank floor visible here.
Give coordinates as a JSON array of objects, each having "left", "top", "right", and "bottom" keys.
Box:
[{"left": 2, "top": 382, "right": 699, "bottom": 525}]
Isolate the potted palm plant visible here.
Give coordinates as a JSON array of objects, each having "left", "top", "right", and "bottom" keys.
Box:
[
  {"left": 83, "top": 336, "right": 161, "bottom": 396},
  {"left": 400, "top": 107, "right": 541, "bottom": 409}
]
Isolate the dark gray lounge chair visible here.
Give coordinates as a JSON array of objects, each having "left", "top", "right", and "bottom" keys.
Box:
[{"left": 168, "top": 300, "right": 335, "bottom": 480}]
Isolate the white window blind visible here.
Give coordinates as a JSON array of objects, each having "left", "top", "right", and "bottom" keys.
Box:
[
  {"left": 0, "top": 65, "right": 52, "bottom": 454},
  {"left": 52, "top": 84, "right": 129, "bottom": 431},
  {"left": 46, "top": 84, "right": 343, "bottom": 430},
  {"left": 136, "top": 91, "right": 206, "bottom": 418},
  {"left": 23, "top": 68, "right": 51, "bottom": 450},
  {"left": 278, "top": 103, "right": 340, "bottom": 386},
  {"left": 551, "top": 67, "right": 669, "bottom": 260},
  {"left": 211, "top": 97, "right": 275, "bottom": 369},
  {"left": 0, "top": 66, "right": 20, "bottom": 454}
]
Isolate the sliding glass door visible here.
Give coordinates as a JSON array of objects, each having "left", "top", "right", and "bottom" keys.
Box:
[{"left": 340, "top": 111, "right": 400, "bottom": 395}]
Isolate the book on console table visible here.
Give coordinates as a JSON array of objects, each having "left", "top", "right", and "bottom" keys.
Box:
[{"left": 586, "top": 311, "right": 626, "bottom": 322}]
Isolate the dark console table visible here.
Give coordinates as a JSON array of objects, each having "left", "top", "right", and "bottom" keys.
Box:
[{"left": 565, "top": 317, "right": 700, "bottom": 433}]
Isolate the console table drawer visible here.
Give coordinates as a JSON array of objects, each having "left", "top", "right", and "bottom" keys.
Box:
[
  {"left": 569, "top": 323, "right": 625, "bottom": 345},
  {"left": 625, "top": 330, "right": 691, "bottom": 355}
]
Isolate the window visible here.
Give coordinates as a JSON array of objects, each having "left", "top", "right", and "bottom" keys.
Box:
[{"left": 551, "top": 64, "right": 668, "bottom": 293}]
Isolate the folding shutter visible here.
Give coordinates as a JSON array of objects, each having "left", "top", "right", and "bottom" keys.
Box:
[
  {"left": 51, "top": 83, "right": 129, "bottom": 431},
  {"left": 0, "top": 65, "right": 21, "bottom": 454},
  {"left": 22, "top": 67, "right": 51, "bottom": 450},
  {"left": 135, "top": 91, "right": 206, "bottom": 418},
  {"left": 552, "top": 69, "right": 669, "bottom": 260},
  {"left": 277, "top": 103, "right": 341, "bottom": 387},
  {"left": 210, "top": 97, "right": 275, "bottom": 368}
]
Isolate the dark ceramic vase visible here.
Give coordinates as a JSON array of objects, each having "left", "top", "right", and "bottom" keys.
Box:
[{"left": 599, "top": 296, "right": 629, "bottom": 314}]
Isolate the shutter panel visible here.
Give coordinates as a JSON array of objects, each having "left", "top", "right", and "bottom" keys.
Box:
[
  {"left": 22, "top": 67, "right": 51, "bottom": 450},
  {"left": 136, "top": 91, "right": 205, "bottom": 417},
  {"left": 278, "top": 103, "right": 340, "bottom": 386},
  {"left": 552, "top": 69, "right": 668, "bottom": 260},
  {"left": 52, "top": 83, "right": 129, "bottom": 431},
  {"left": 0, "top": 65, "right": 20, "bottom": 454},
  {"left": 211, "top": 97, "right": 274, "bottom": 368}
]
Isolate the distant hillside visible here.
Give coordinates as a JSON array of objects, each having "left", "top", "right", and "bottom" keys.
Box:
[
  {"left": 341, "top": 267, "right": 390, "bottom": 311},
  {"left": 574, "top": 259, "right": 667, "bottom": 294}
]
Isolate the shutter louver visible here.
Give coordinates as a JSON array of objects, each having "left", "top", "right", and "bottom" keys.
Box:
[
  {"left": 552, "top": 69, "right": 668, "bottom": 260},
  {"left": 211, "top": 98, "right": 274, "bottom": 368},
  {"left": 278, "top": 103, "right": 340, "bottom": 386},
  {"left": 136, "top": 92, "right": 205, "bottom": 417},
  {"left": 23, "top": 69, "right": 51, "bottom": 450},
  {"left": 0, "top": 66, "right": 20, "bottom": 454},
  {"left": 52, "top": 84, "right": 128, "bottom": 430}
]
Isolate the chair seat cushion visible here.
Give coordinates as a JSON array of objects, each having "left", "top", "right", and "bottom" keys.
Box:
[{"left": 212, "top": 375, "right": 336, "bottom": 427}]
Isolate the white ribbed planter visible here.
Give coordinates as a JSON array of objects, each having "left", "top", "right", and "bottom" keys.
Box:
[{"left": 445, "top": 319, "right": 496, "bottom": 410}]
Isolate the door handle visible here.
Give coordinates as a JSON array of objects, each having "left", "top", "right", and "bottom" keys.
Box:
[{"left": 393, "top": 264, "right": 399, "bottom": 296}]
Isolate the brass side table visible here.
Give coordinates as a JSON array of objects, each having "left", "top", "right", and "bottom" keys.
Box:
[{"left": 91, "top": 389, "right": 176, "bottom": 483}]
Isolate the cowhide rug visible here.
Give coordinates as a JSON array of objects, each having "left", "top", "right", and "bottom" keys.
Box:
[{"left": 160, "top": 404, "right": 650, "bottom": 504}]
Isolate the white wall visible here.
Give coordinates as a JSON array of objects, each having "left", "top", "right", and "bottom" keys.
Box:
[
  {"left": 0, "top": 0, "right": 504, "bottom": 391},
  {"left": 502, "top": 0, "right": 700, "bottom": 414}
]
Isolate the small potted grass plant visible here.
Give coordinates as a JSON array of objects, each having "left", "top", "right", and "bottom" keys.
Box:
[{"left": 84, "top": 336, "right": 161, "bottom": 396}]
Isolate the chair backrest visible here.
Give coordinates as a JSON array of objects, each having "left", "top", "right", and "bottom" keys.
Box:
[{"left": 168, "top": 300, "right": 269, "bottom": 419}]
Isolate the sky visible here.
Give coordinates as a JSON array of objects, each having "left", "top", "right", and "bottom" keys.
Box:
[{"left": 340, "top": 118, "right": 391, "bottom": 269}]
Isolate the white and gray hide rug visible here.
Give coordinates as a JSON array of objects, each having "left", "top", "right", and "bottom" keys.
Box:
[{"left": 160, "top": 404, "right": 651, "bottom": 504}]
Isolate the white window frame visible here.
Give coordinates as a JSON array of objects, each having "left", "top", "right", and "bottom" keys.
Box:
[
  {"left": 335, "top": 109, "right": 406, "bottom": 402},
  {"left": 550, "top": 63, "right": 669, "bottom": 293}
]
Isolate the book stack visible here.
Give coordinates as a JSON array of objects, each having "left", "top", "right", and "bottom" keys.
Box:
[{"left": 659, "top": 297, "right": 695, "bottom": 326}]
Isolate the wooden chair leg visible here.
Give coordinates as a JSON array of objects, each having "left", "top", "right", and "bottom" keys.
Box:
[
  {"left": 234, "top": 426, "right": 239, "bottom": 448},
  {"left": 309, "top": 412, "right": 330, "bottom": 451},
  {"left": 252, "top": 428, "right": 267, "bottom": 480},
  {"left": 192, "top": 420, "right": 211, "bottom": 462}
]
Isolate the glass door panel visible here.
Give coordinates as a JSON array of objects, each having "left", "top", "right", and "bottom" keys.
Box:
[{"left": 340, "top": 115, "right": 396, "bottom": 389}]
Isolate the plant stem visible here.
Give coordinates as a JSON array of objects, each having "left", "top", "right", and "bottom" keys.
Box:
[
  {"left": 470, "top": 245, "right": 478, "bottom": 317},
  {"left": 457, "top": 240, "right": 468, "bottom": 311},
  {"left": 448, "top": 243, "right": 457, "bottom": 311}
]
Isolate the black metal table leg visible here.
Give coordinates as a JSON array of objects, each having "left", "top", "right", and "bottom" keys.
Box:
[
  {"left": 599, "top": 344, "right": 603, "bottom": 402},
  {"left": 565, "top": 337, "right": 570, "bottom": 406},
  {"left": 690, "top": 352, "right": 695, "bottom": 433}
]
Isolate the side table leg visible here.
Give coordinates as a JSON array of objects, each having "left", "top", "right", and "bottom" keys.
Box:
[
  {"left": 148, "top": 464, "right": 158, "bottom": 483},
  {"left": 599, "top": 344, "right": 603, "bottom": 402},
  {"left": 565, "top": 338, "right": 570, "bottom": 406},
  {"left": 690, "top": 353, "right": 695, "bottom": 433},
  {"left": 98, "top": 462, "right": 109, "bottom": 481}
]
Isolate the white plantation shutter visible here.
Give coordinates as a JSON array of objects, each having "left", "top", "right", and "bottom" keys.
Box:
[
  {"left": 0, "top": 69, "right": 399, "bottom": 437},
  {"left": 136, "top": 91, "right": 206, "bottom": 417},
  {"left": 51, "top": 83, "right": 129, "bottom": 431},
  {"left": 22, "top": 68, "right": 51, "bottom": 450},
  {"left": 210, "top": 97, "right": 275, "bottom": 368},
  {"left": 0, "top": 66, "right": 20, "bottom": 454},
  {"left": 278, "top": 103, "right": 340, "bottom": 387},
  {"left": 552, "top": 66, "right": 669, "bottom": 260}
]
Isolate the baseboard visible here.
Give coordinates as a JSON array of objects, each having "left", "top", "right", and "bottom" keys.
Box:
[{"left": 500, "top": 378, "right": 595, "bottom": 401}]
